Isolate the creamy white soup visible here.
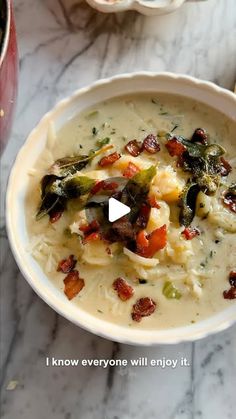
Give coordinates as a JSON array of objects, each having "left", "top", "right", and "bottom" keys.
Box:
[{"left": 26, "top": 93, "right": 236, "bottom": 329}]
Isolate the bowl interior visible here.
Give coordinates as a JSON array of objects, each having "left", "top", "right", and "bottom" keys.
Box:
[{"left": 6, "top": 73, "right": 236, "bottom": 345}]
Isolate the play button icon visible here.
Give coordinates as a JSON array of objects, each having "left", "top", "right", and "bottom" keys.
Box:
[{"left": 108, "top": 197, "right": 131, "bottom": 223}]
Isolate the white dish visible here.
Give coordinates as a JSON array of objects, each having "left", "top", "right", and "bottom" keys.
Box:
[
  {"left": 6, "top": 73, "right": 236, "bottom": 345},
  {"left": 86, "top": 0, "right": 186, "bottom": 16}
]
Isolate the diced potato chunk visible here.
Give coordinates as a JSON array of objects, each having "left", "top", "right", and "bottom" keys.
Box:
[
  {"left": 69, "top": 210, "right": 87, "bottom": 234},
  {"left": 207, "top": 197, "right": 236, "bottom": 233},
  {"left": 196, "top": 191, "right": 212, "bottom": 218},
  {"left": 82, "top": 240, "right": 113, "bottom": 266},
  {"left": 146, "top": 201, "right": 170, "bottom": 233},
  {"left": 150, "top": 166, "right": 184, "bottom": 203},
  {"left": 167, "top": 228, "right": 194, "bottom": 264}
]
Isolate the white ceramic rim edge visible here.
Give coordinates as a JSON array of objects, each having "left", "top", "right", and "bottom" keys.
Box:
[
  {"left": 6, "top": 72, "right": 236, "bottom": 346},
  {"left": 86, "top": 0, "right": 186, "bottom": 15}
]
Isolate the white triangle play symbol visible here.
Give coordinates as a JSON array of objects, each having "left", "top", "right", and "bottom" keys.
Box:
[{"left": 108, "top": 197, "right": 131, "bottom": 223}]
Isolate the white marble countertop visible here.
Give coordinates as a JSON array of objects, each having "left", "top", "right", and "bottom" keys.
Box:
[{"left": 1, "top": 0, "right": 236, "bottom": 418}]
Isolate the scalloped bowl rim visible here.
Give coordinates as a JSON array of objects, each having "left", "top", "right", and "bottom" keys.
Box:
[
  {"left": 6, "top": 72, "right": 236, "bottom": 345},
  {"left": 86, "top": 0, "right": 186, "bottom": 15}
]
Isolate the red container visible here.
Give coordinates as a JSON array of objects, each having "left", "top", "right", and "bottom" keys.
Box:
[{"left": 0, "top": 0, "right": 18, "bottom": 154}]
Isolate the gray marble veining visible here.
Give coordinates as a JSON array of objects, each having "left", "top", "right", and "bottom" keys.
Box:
[{"left": 0, "top": 1, "right": 236, "bottom": 418}]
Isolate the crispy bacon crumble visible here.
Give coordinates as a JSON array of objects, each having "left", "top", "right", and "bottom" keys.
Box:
[
  {"left": 148, "top": 196, "right": 161, "bottom": 209},
  {"left": 131, "top": 297, "right": 156, "bottom": 322},
  {"left": 182, "top": 227, "right": 200, "bottom": 240},
  {"left": 165, "top": 137, "right": 186, "bottom": 157},
  {"left": 125, "top": 140, "right": 142, "bottom": 157},
  {"left": 113, "top": 277, "right": 134, "bottom": 301},
  {"left": 123, "top": 162, "right": 140, "bottom": 178},
  {"left": 223, "top": 271, "right": 236, "bottom": 300},
  {"left": 142, "top": 134, "right": 160, "bottom": 154},
  {"left": 63, "top": 270, "right": 85, "bottom": 300},
  {"left": 79, "top": 220, "right": 100, "bottom": 235},
  {"left": 136, "top": 225, "right": 167, "bottom": 258},
  {"left": 98, "top": 152, "right": 121, "bottom": 167},
  {"left": 57, "top": 255, "right": 77, "bottom": 273},
  {"left": 49, "top": 210, "right": 63, "bottom": 223}
]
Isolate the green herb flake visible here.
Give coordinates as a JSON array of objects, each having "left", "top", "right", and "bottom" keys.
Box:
[
  {"left": 162, "top": 281, "right": 182, "bottom": 300},
  {"left": 179, "top": 182, "right": 200, "bottom": 227},
  {"left": 96, "top": 137, "right": 110, "bottom": 147},
  {"left": 132, "top": 165, "right": 156, "bottom": 188},
  {"left": 176, "top": 136, "right": 226, "bottom": 194}
]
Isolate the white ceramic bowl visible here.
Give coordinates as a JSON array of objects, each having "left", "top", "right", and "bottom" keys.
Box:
[
  {"left": 6, "top": 73, "right": 236, "bottom": 345},
  {"left": 86, "top": 0, "right": 186, "bottom": 16}
]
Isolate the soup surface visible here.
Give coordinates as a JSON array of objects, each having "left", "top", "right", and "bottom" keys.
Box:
[{"left": 26, "top": 93, "right": 236, "bottom": 329}]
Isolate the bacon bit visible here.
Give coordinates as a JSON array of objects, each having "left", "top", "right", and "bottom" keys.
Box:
[
  {"left": 229, "top": 271, "right": 236, "bottom": 288},
  {"left": 223, "top": 287, "right": 236, "bottom": 300},
  {"left": 103, "top": 181, "right": 119, "bottom": 190},
  {"left": 220, "top": 157, "right": 232, "bottom": 177},
  {"left": 136, "top": 225, "right": 167, "bottom": 258},
  {"left": 113, "top": 277, "right": 134, "bottom": 301},
  {"left": 191, "top": 128, "right": 208, "bottom": 145},
  {"left": 182, "top": 227, "right": 200, "bottom": 240},
  {"left": 49, "top": 210, "right": 63, "bottom": 223},
  {"left": 63, "top": 270, "right": 85, "bottom": 300},
  {"left": 136, "top": 230, "right": 149, "bottom": 252},
  {"left": 125, "top": 140, "right": 142, "bottom": 157},
  {"left": 123, "top": 162, "right": 140, "bottom": 178},
  {"left": 148, "top": 196, "right": 161, "bottom": 209},
  {"left": 136, "top": 203, "right": 151, "bottom": 228},
  {"left": 142, "top": 134, "right": 160, "bottom": 154},
  {"left": 91, "top": 180, "right": 118, "bottom": 194},
  {"left": 98, "top": 152, "right": 121, "bottom": 167},
  {"left": 131, "top": 297, "right": 156, "bottom": 322},
  {"left": 57, "top": 255, "right": 77, "bottom": 273},
  {"left": 83, "top": 232, "right": 101, "bottom": 243},
  {"left": 165, "top": 137, "right": 186, "bottom": 157},
  {"left": 223, "top": 271, "right": 236, "bottom": 300},
  {"left": 79, "top": 220, "right": 100, "bottom": 235},
  {"left": 91, "top": 180, "right": 105, "bottom": 195},
  {"left": 222, "top": 191, "right": 236, "bottom": 213}
]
